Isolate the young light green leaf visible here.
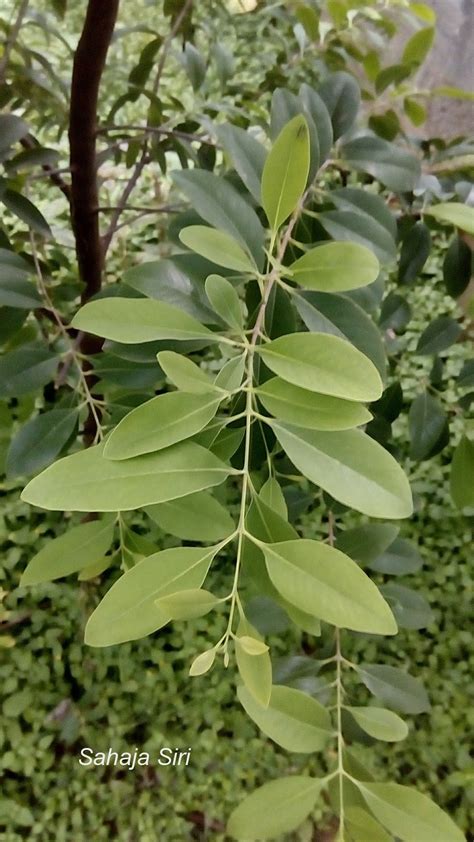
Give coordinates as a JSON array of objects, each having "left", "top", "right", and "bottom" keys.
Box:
[
  {"left": 156, "top": 589, "right": 220, "bottom": 620},
  {"left": 402, "top": 26, "right": 435, "bottom": 66},
  {"left": 20, "top": 516, "right": 115, "bottom": 586},
  {"left": 357, "top": 664, "right": 430, "bottom": 713},
  {"left": 146, "top": 489, "right": 235, "bottom": 542},
  {"left": 257, "top": 378, "right": 372, "bottom": 431},
  {"left": 346, "top": 706, "right": 408, "bottom": 742},
  {"left": 425, "top": 201, "right": 474, "bottom": 234},
  {"left": 71, "top": 298, "right": 214, "bottom": 343},
  {"left": 261, "top": 114, "right": 310, "bottom": 231},
  {"left": 235, "top": 618, "right": 272, "bottom": 708},
  {"left": 227, "top": 776, "right": 322, "bottom": 841},
  {"left": 189, "top": 647, "right": 216, "bottom": 676},
  {"left": 179, "top": 225, "right": 256, "bottom": 272},
  {"left": 256, "top": 333, "right": 383, "bottom": 401},
  {"left": 260, "top": 539, "right": 397, "bottom": 635},
  {"left": 22, "top": 440, "right": 230, "bottom": 512},
  {"left": 238, "top": 684, "right": 331, "bottom": 753},
  {"left": 103, "top": 392, "right": 221, "bottom": 460},
  {"left": 157, "top": 351, "right": 218, "bottom": 393},
  {"left": 205, "top": 274, "right": 243, "bottom": 331},
  {"left": 6, "top": 409, "right": 79, "bottom": 478},
  {"left": 356, "top": 782, "right": 465, "bottom": 842},
  {"left": 85, "top": 545, "right": 218, "bottom": 646},
  {"left": 236, "top": 636, "right": 269, "bottom": 656},
  {"left": 288, "top": 242, "right": 379, "bottom": 292},
  {"left": 271, "top": 422, "right": 413, "bottom": 519}
]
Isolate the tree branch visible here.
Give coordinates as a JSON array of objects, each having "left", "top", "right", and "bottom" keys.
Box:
[
  {"left": 20, "top": 135, "right": 71, "bottom": 201},
  {"left": 68, "top": 0, "right": 120, "bottom": 302}
]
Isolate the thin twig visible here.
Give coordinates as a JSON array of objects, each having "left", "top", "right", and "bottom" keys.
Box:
[{"left": 101, "top": 0, "right": 194, "bottom": 252}]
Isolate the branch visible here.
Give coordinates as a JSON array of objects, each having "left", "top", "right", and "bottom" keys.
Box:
[
  {"left": 20, "top": 134, "right": 71, "bottom": 201},
  {"left": 68, "top": 0, "right": 120, "bottom": 302}
]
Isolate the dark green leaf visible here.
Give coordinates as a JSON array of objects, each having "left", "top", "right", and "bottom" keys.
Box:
[
  {"left": 379, "top": 293, "right": 411, "bottom": 331},
  {"left": 357, "top": 664, "right": 430, "bottom": 713},
  {"left": 416, "top": 315, "right": 462, "bottom": 355},
  {"left": 1, "top": 190, "right": 51, "bottom": 237},
  {"left": 341, "top": 136, "right": 421, "bottom": 192},
  {"left": 318, "top": 209, "right": 397, "bottom": 265},
  {"left": 318, "top": 71, "right": 360, "bottom": 139},
  {"left": 0, "top": 344, "right": 59, "bottom": 397},
  {"left": 6, "top": 409, "right": 78, "bottom": 478},
  {"left": 368, "top": 537, "right": 423, "bottom": 575},
  {"left": 443, "top": 237, "right": 472, "bottom": 298},
  {"left": 409, "top": 391, "right": 448, "bottom": 460},
  {"left": 217, "top": 124, "right": 266, "bottom": 203},
  {"left": 398, "top": 222, "right": 431, "bottom": 284},
  {"left": 380, "top": 583, "right": 434, "bottom": 629}
]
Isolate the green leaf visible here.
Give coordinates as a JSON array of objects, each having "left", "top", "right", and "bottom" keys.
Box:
[
  {"left": 404, "top": 96, "right": 427, "bottom": 126},
  {"left": 318, "top": 209, "right": 397, "bottom": 266},
  {"left": 341, "top": 136, "right": 421, "bottom": 192},
  {"left": 20, "top": 517, "right": 115, "bottom": 585},
  {"left": 368, "top": 537, "right": 423, "bottom": 575},
  {"left": 238, "top": 684, "right": 331, "bottom": 753},
  {"left": 256, "top": 333, "right": 383, "bottom": 401},
  {"left": 379, "top": 292, "right": 411, "bottom": 332},
  {"left": 180, "top": 42, "right": 206, "bottom": 90},
  {"left": 409, "top": 391, "right": 448, "bottom": 460},
  {"left": 375, "top": 64, "right": 412, "bottom": 95},
  {"left": 331, "top": 188, "right": 397, "bottom": 241},
  {"left": 259, "top": 477, "right": 287, "bottom": 519},
  {"left": 227, "top": 776, "right": 322, "bottom": 841},
  {"left": 270, "top": 88, "right": 320, "bottom": 182},
  {"left": 415, "top": 315, "right": 462, "bottom": 355},
  {"left": 357, "top": 664, "right": 430, "bottom": 713},
  {"left": 261, "top": 114, "right": 310, "bottom": 231},
  {"left": 189, "top": 647, "right": 216, "bottom": 676},
  {"left": 6, "top": 409, "right": 79, "bottom": 478},
  {"left": 402, "top": 26, "right": 435, "bottom": 67},
  {"left": 217, "top": 124, "right": 267, "bottom": 203},
  {"left": 21, "top": 440, "right": 230, "bottom": 512},
  {"left": 318, "top": 71, "right": 360, "bottom": 139},
  {"left": 380, "top": 583, "right": 434, "bottom": 630},
  {"left": 146, "top": 489, "right": 235, "bottom": 541},
  {"left": 0, "top": 114, "right": 29, "bottom": 157},
  {"left": 398, "top": 222, "right": 431, "bottom": 284},
  {"left": 0, "top": 269, "right": 41, "bottom": 308},
  {"left": 0, "top": 344, "right": 60, "bottom": 397},
  {"left": 296, "top": 292, "right": 387, "bottom": 379},
  {"left": 236, "top": 636, "right": 269, "bottom": 656},
  {"left": 205, "top": 274, "right": 243, "bottom": 331},
  {"left": 450, "top": 436, "right": 474, "bottom": 511},
  {"left": 299, "top": 83, "right": 333, "bottom": 163},
  {"left": 271, "top": 422, "right": 413, "bottom": 519},
  {"left": 172, "top": 170, "right": 265, "bottom": 268},
  {"left": 123, "top": 255, "right": 217, "bottom": 323},
  {"left": 1, "top": 190, "right": 52, "bottom": 237},
  {"left": 156, "top": 588, "right": 220, "bottom": 620},
  {"left": 260, "top": 539, "right": 397, "bottom": 634},
  {"left": 288, "top": 242, "right": 379, "bottom": 292},
  {"left": 214, "top": 353, "right": 246, "bottom": 391},
  {"left": 157, "top": 350, "right": 217, "bottom": 393},
  {"left": 443, "top": 237, "right": 472, "bottom": 298},
  {"left": 235, "top": 618, "right": 272, "bottom": 708},
  {"left": 85, "top": 544, "right": 218, "bottom": 646},
  {"left": 345, "top": 806, "right": 393, "bottom": 842},
  {"left": 257, "top": 378, "right": 371, "bottom": 430},
  {"left": 179, "top": 225, "right": 256, "bottom": 273},
  {"left": 356, "top": 782, "right": 464, "bottom": 842},
  {"left": 425, "top": 202, "right": 474, "bottom": 234},
  {"left": 346, "top": 706, "right": 408, "bottom": 742},
  {"left": 103, "top": 392, "right": 221, "bottom": 459},
  {"left": 71, "top": 298, "right": 214, "bottom": 343},
  {"left": 335, "top": 524, "right": 399, "bottom": 566}
]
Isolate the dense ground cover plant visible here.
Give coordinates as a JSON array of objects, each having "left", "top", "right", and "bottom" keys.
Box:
[{"left": 1, "top": 0, "right": 473, "bottom": 839}]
